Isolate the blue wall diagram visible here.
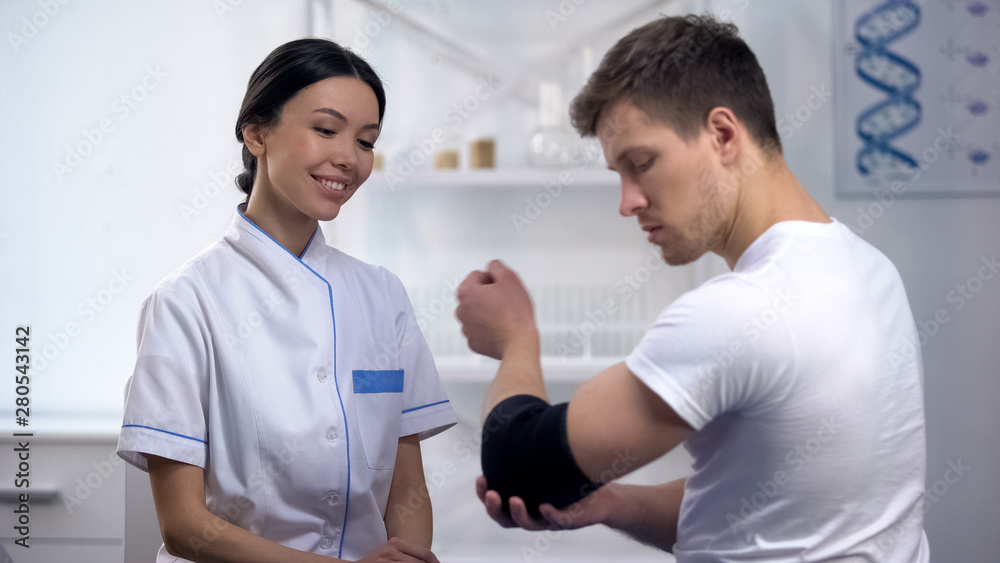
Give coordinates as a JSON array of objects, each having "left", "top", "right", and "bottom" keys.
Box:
[{"left": 835, "top": 0, "right": 998, "bottom": 196}]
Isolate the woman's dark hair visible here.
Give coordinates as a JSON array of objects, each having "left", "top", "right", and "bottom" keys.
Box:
[
  {"left": 571, "top": 14, "right": 782, "bottom": 157},
  {"left": 234, "top": 38, "right": 386, "bottom": 197}
]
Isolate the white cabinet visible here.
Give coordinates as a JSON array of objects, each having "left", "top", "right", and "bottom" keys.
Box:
[{"left": 0, "top": 425, "right": 124, "bottom": 563}]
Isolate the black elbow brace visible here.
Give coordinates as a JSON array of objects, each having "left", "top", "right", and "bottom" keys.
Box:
[{"left": 481, "top": 394, "right": 603, "bottom": 518}]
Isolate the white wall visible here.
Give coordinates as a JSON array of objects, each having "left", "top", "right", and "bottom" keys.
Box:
[{"left": 0, "top": 0, "right": 309, "bottom": 414}]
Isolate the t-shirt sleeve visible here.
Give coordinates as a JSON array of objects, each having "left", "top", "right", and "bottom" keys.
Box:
[
  {"left": 117, "top": 287, "right": 211, "bottom": 472},
  {"left": 625, "top": 277, "right": 791, "bottom": 431},
  {"left": 384, "top": 272, "right": 457, "bottom": 440}
]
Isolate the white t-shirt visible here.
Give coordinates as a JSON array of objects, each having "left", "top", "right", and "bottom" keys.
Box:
[
  {"left": 626, "top": 220, "right": 929, "bottom": 562},
  {"left": 118, "top": 204, "right": 456, "bottom": 561}
]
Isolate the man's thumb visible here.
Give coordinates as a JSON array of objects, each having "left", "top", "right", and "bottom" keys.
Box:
[{"left": 486, "top": 259, "right": 514, "bottom": 281}]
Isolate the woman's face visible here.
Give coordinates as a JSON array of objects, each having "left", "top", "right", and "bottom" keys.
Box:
[{"left": 253, "top": 76, "right": 380, "bottom": 223}]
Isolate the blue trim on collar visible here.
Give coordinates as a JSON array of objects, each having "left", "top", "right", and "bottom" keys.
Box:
[{"left": 236, "top": 203, "right": 321, "bottom": 261}]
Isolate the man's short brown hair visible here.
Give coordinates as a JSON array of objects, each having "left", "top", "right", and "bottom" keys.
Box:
[{"left": 570, "top": 14, "right": 782, "bottom": 156}]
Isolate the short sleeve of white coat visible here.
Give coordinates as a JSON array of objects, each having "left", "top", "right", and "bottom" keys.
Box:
[
  {"left": 384, "top": 272, "right": 457, "bottom": 440},
  {"left": 625, "top": 276, "right": 796, "bottom": 431},
  {"left": 118, "top": 287, "right": 210, "bottom": 472}
]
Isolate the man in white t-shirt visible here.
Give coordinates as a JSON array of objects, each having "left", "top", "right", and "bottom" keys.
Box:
[{"left": 455, "top": 14, "right": 929, "bottom": 562}]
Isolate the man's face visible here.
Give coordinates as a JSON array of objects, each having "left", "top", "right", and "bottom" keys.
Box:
[{"left": 598, "top": 98, "right": 732, "bottom": 266}]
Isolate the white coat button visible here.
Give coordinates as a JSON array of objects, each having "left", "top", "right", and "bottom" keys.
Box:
[
  {"left": 325, "top": 428, "right": 339, "bottom": 444},
  {"left": 316, "top": 368, "right": 328, "bottom": 383},
  {"left": 319, "top": 536, "right": 335, "bottom": 550},
  {"left": 322, "top": 490, "right": 340, "bottom": 506}
]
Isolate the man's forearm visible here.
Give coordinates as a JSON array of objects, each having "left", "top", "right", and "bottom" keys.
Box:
[
  {"left": 604, "top": 478, "right": 686, "bottom": 553},
  {"left": 481, "top": 326, "right": 545, "bottom": 423}
]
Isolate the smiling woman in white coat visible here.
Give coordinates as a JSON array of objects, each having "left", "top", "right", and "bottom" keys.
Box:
[{"left": 117, "top": 39, "right": 456, "bottom": 563}]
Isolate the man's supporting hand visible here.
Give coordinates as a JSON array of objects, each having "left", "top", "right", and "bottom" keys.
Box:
[
  {"left": 476, "top": 475, "right": 686, "bottom": 554},
  {"left": 475, "top": 475, "right": 617, "bottom": 531}
]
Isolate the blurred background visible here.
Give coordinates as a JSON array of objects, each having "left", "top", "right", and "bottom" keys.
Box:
[{"left": 0, "top": 0, "right": 997, "bottom": 561}]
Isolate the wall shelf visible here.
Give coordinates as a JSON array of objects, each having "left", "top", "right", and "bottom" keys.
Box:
[{"left": 365, "top": 168, "right": 619, "bottom": 189}]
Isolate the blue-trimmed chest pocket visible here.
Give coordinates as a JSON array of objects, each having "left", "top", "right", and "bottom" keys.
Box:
[{"left": 353, "top": 369, "right": 404, "bottom": 470}]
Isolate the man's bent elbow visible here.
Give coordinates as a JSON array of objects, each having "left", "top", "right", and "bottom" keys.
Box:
[{"left": 481, "top": 394, "right": 602, "bottom": 517}]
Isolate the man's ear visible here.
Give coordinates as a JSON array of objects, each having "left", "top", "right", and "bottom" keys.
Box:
[
  {"left": 704, "top": 107, "right": 741, "bottom": 166},
  {"left": 242, "top": 123, "right": 266, "bottom": 157}
]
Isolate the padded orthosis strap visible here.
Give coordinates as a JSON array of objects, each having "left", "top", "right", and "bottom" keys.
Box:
[{"left": 481, "top": 394, "right": 603, "bottom": 517}]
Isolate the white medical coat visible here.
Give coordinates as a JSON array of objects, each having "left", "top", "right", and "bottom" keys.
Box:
[{"left": 118, "top": 204, "right": 457, "bottom": 561}]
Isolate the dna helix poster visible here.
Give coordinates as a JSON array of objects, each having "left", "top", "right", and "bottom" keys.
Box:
[{"left": 834, "top": 0, "right": 999, "bottom": 196}]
